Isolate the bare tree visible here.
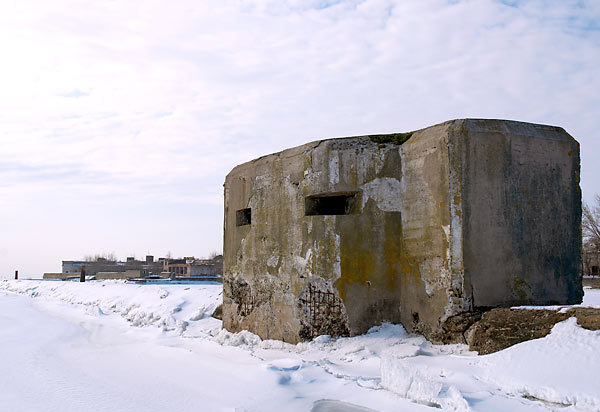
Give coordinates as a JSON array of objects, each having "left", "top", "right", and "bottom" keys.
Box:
[
  {"left": 582, "top": 195, "right": 600, "bottom": 276},
  {"left": 83, "top": 252, "right": 118, "bottom": 262},
  {"left": 583, "top": 194, "right": 600, "bottom": 250},
  {"left": 208, "top": 250, "right": 222, "bottom": 260}
]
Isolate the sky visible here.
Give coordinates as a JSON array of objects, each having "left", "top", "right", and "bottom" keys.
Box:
[{"left": 1, "top": 0, "right": 599, "bottom": 277}]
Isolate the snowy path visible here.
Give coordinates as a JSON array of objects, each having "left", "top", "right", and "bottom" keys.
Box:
[{"left": 1, "top": 281, "right": 600, "bottom": 412}]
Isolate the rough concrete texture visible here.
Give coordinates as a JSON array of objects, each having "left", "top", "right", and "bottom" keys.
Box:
[
  {"left": 467, "top": 307, "right": 600, "bottom": 354},
  {"left": 223, "top": 119, "right": 582, "bottom": 344}
]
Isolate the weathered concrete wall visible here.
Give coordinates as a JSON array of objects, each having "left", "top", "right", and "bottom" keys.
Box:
[
  {"left": 43, "top": 273, "right": 75, "bottom": 280},
  {"left": 223, "top": 119, "right": 582, "bottom": 344},
  {"left": 458, "top": 120, "right": 582, "bottom": 307},
  {"left": 95, "top": 270, "right": 141, "bottom": 280}
]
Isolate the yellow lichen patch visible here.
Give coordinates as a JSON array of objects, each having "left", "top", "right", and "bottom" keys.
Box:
[
  {"left": 399, "top": 253, "right": 413, "bottom": 276},
  {"left": 382, "top": 213, "right": 404, "bottom": 289},
  {"left": 336, "top": 246, "right": 377, "bottom": 302},
  {"left": 510, "top": 277, "right": 532, "bottom": 303},
  {"left": 335, "top": 204, "right": 404, "bottom": 304}
]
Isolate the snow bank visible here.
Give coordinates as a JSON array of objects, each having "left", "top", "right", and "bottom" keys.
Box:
[
  {"left": 476, "top": 318, "right": 600, "bottom": 410},
  {"left": 380, "top": 352, "right": 470, "bottom": 411},
  {"left": 380, "top": 318, "right": 600, "bottom": 411},
  {"left": 0, "top": 279, "right": 222, "bottom": 334}
]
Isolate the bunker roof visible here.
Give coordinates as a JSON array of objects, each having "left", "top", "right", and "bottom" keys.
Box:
[{"left": 227, "top": 118, "right": 573, "bottom": 178}]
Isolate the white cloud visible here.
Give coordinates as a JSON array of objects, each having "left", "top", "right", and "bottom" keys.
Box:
[{"left": 0, "top": 0, "right": 599, "bottom": 276}]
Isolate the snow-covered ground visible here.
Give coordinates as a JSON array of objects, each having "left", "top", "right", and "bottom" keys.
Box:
[{"left": 1, "top": 280, "right": 599, "bottom": 412}]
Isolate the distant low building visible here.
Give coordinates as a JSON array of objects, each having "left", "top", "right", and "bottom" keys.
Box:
[
  {"left": 95, "top": 270, "right": 143, "bottom": 280},
  {"left": 165, "top": 255, "right": 223, "bottom": 278},
  {"left": 44, "top": 254, "right": 223, "bottom": 280},
  {"left": 60, "top": 255, "right": 163, "bottom": 277},
  {"left": 190, "top": 255, "right": 223, "bottom": 277},
  {"left": 165, "top": 258, "right": 192, "bottom": 276}
]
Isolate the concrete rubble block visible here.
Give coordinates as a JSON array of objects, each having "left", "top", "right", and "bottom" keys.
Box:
[{"left": 223, "top": 119, "right": 582, "bottom": 344}]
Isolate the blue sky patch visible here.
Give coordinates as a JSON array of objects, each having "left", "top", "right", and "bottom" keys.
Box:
[{"left": 60, "top": 89, "right": 89, "bottom": 98}]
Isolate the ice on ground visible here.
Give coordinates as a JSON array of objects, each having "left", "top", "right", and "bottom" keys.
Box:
[
  {"left": 269, "top": 358, "right": 303, "bottom": 370},
  {"left": 2, "top": 279, "right": 600, "bottom": 412},
  {"left": 311, "top": 399, "right": 378, "bottom": 412},
  {"left": 381, "top": 358, "right": 444, "bottom": 404}
]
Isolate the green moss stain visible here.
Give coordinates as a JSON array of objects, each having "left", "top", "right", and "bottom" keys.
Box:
[{"left": 368, "top": 132, "right": 413, "bottom": 145}]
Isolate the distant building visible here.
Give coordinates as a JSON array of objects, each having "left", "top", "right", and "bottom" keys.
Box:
[
  {"left": 165, "top": 256, "right": 223, "bottom": 278},
  {"left": 60, "top": 255, "right": 163, "bottom": 277},
  {"left": 165, "top": 258, "right": 189, "bottom": 276},
  {"left": 190, "top": 255, "right": 223, "bottom": 277},
  {"left": 46, "top": 254, "right": 223, "bottom": 280}
]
